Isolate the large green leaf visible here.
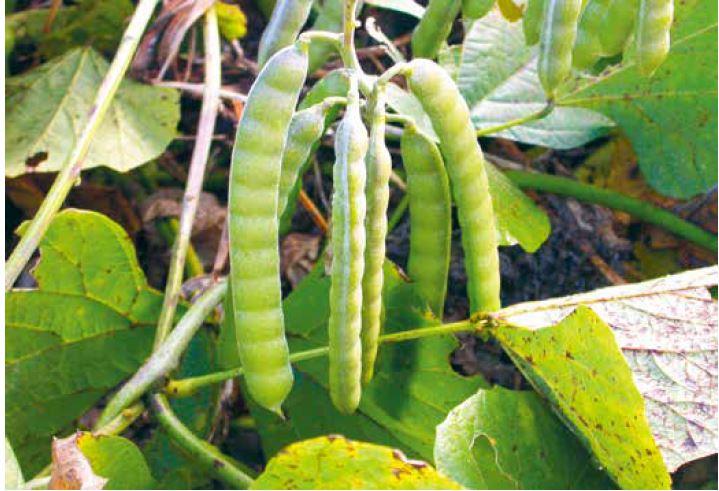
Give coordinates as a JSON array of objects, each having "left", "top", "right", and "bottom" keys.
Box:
[
  {"left": 491, "top": 306, "right": 671, "bottom": 489},
  {"left": 435, "top": 387, "right": 614, "bottom": 489},
  {"left": 252, "top": 436, "right": 461, "bottom": 490},
  {"left": 6, "top": 47, "right": 179, "bottom": 177},
  {"left": 5, "top": 209, "right": 163, "bottom": 474},
  {"left": 559, "top": 0, "right": 717, "bottom": 198},
  {"left": 75, "top": 433, "right": 155, "bottom": 490},
  {"left": 498, "top": 267, "right": 718, "bottom": 473},
  {"left": 457, "top": 10, "right": 615, "bottom": 149},
  {"left": 241, "top": 263, "right": 488, "bottom": 463}
]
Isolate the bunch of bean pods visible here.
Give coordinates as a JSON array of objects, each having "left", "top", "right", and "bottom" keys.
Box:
[{"left": 227, "top": 0, "right": 673, "bottom": 416}]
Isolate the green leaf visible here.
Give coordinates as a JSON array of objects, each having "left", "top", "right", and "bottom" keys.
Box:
[
  {"left": 435, "top": 387, "right": 614, "bottom": 489},
  {"left": 240, "top": 263, "right": 488, "bottom": 463},
  {"left": 498, "top": 266, "right": 718, "bottom": 472},
  {"left": 251, "top": 435, "right": 462, "bottom": 490},
  {"left": 215, "top": 2, "right": 247, "bottom": 40},
  {"left": 485, "top": 163, "right": 549, "bottom": 252},
  {"left": 491, "top": 306, "right": 671, "bottom": 489},
  {"left": 6, "top": 47, "right": 179, "bottom": 177},
  {"left": 38, "top": 0, "right": 134, "bottom": 59},
  {"left": 460, "top": 10, "right": 615, "bottom": 149},
  {"left": 558, "top": 0, "right": 717, "bottom": 198},
  {"left": 6, "top": 209, "right": 164, "bottom": 475},
  {"left": 5, "top": 438, "right": 24, "bottom": 489},
  {"left": 76, "top": 433, "right": 155, "bottom": 490}
]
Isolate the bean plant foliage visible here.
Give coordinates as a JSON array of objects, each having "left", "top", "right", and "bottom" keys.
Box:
[{"left": 4, "top": 0, "right": 717, "bottom": 490}]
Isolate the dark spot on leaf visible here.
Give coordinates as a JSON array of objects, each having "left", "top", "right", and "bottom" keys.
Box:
[
  {"left": 565, "top": 351, "right": 574, "bottom": 360},
  {"left": 26, "top": 151, "right": 48, "bottom": 168},
  {"left": 212, "top": 459, "right": 224, "bottom": 469}
]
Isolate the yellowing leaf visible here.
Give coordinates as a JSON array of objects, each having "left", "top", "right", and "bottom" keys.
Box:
[
  {"left": 492, "top": 307, "right": 671, "bottom": 489},
  {"left": 497, "top": 0, "right": 522, "bottom": 21},
  {"left": 252, "top": 436, "right": 462, "bottom": 489},
  {"left": 215, "top": 2, "right": 247, "bottom": 40},
  {"left": 498, "top": 267, "right": 718, "bottom": 473}
]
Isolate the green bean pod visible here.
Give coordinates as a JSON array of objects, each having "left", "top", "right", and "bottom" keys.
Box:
[
  {"left": 279, "top": 69, "right": 351, "bottom": 232},
  {"left": 278, "top": 100, "right": 339, "bottom": 219},
  {"left": 228, "top": 43, "right": 308, "bottom": 414},
  {"left": 523, "top": 0, "right": 546, "bottom": 45},
  {"left": 400, "top": 123, "right": 451, "bottom": 319},
  {"left": 538, "top": 0, "right": 583, "bottom": 98},
  {"left": 597, "top": 0, "right": 639, "bottom": 56},
  {"left": 406, "top": 59, "right": 501, "bottom": 313},
  {"left": 572, "top": 0, "right": 608, "bottom": 70},
  {"left": 634, "top": 0, "right": 673, "bottom": 77},
  {"left": 328, "top": 76, "right": 368, "bottom": 414},
  {"left": 257, "top": 0, "right": 313, "bottom": 68},
  {"left": 360, "top": 86, "right": 391, "bottom": 385},
  {"left": 411, "top": 0, "right": 462, "bottom": 59}
]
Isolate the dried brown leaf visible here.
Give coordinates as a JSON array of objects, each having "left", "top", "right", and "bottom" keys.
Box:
[{"left": 49, "top": 433, "right": 108, "bottom": 490}]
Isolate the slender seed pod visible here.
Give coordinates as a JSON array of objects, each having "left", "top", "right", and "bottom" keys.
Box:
[
  {"left": 400, "top": 123, "right": 452, "bottom": 319},
  {"left": 572, "top": 0, "right": 608, "bottom": 70},
  {"left": 597, "top": 0, "right": 639, "bottom": 56},
  {"left": 635, "top": 0, "right": 673, "bottom": 77},
  {"left": 411, "top": 0, "right": 462, "bottom": 59},
  {"left": 257, "top": 0, "right": 313, "bottom": 68},
  {"left": 328, "top": 76, "right": 368, "bottom": 414},
  {"left": 279, "top": 70, "right": 351, "bottom": 232},
  {"left": 537, "top": 0, "right": 583, "bottom": 98},
  {"left": 278, "top": 100, "right": 342, "bottom": 219},
  {"left": 406, "top": 59, "right": 501, "bottom": 313},
  {"left": 360, "top": 85, "right": 391, "bottom": 385},
  {"left": 523, "top": 0, "right": 546, "bottom": 46},
  {"left": 228, "top": 43, "right": 308, "bottom": 415}
]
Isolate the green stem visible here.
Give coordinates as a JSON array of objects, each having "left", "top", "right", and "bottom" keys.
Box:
[
  {"left": 165, "top": 319, "right": 479, "bottom": 398},
  {"left": 150, "top": 394, "right": 255, "bottom": 489},
  {"left": 153, "top": 7, "right": 222, "bottom": 348},
  {"left": 95, "top": 279, "right": 227, "bottom": 429},
  {"left": 5, "top": 0, "right": 161, "bottom": 291},
  {"left": 505, "top": 170, "right": 718, "bottom": 252},
  {"left": 475, "top": 102, "right": 555, "bottom": 138},
  {"left": 387, "top": 193, "right": 409, "bottom": 233}
]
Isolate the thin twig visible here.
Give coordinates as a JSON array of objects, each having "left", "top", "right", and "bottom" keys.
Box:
[
  {"left": 312, "top": 157, "right": 331, "bottom": 212},
  {"left": 42, "top": 0, "right": 63, "bottom": 33},
  {"left": 298, "top": 189, "right": 330, "bottom": 234},
  {"left": 212, "top": 217, "right": 230, "bottom": 279},
  {"left": 153, "top": 80, "right": 248, "bottom": 101},
  {"left": 96, "top": 279, "right": 227, "bottom": 428},
  {"left": 5, "top": 0, "right": 162, "bottom": 290},
  {"left": 154, "top": 8, "right": 222, "bottom": 348},
  {"left": 476, "top": 102, "right": 555, "bottom": 138}
]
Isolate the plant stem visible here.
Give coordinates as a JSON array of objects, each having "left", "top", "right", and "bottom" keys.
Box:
[
  {"left": 5, "top": 0, "right": 161, "bottom": 291},
  {"left": 150, "top": 394, "right": 255, "bottom": 489},
  {"left": 156, "top": 218, "right": 205, "bottom": 278},
  {"left": 95, "top": 279, "right": 227, "bottom": 429},
  {"left": 154, "top": 7, "right": 222, "bottom": 348},
  {"left": 475, "top": 102, "right": 555, "bottom": 138},
  {"left": 505, "top": 170, "right": 718, "bottom": 252},
  {"left": 166, "top": 319, "right": 480, "bottom": 398},
  {"left": 387, "top": 193, "right": 409, "bottom": 233}
]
